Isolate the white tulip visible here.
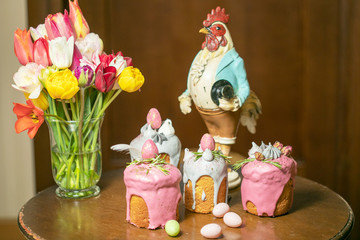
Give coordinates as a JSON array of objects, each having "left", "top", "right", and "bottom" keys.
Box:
[
  {"left": 49, "top": 36, "right": 74, "bottom": 69},
  {"left": 75, "top": 33, "right": 103, "bottom": 61},
  {"left": 30, "top": 24, "right": 47, "bottom": 41},
  {"left": 12, "top": 63, "right": 44, "bottom": 99}
]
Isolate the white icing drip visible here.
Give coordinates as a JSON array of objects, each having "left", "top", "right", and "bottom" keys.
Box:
[
  {"left": 183, "top": 148, "right": 228, "bottom": 210},
  {"left": 202, "top": 190, "right": 206, "bottom": 201},
  {"left": 263, "top": 144, "right": 281, "bottom": 159}
]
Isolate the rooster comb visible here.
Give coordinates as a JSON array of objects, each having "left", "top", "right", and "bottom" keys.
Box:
[{"left": 203, "top": 6, "right": 229, "bottom": 27}]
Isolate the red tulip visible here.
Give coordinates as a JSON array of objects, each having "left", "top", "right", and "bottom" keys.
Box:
[
  {"left": 94, "top": 63, "right": 117, "bottom": 92},
  {"left": 13, "top": 99, "right": 44, "bottom": 139},
  {"left": 69, "top": 0, "right": 90, "bottom": 38},
  {"left": 45, "top": 10, "right": 75, "bottom": 40},
  {"left": 14, "top": 28, "right": 34, "bottom": 65},
  {"left": 33, "top": 38, "right": 52, "bottom": 67}
]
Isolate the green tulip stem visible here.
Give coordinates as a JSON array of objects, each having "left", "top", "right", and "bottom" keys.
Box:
[
  {"left": 78, "top": 88, "right": 86, "bottom": 188},
  {"left": 96, "top": 89, "right": 122, "bottom": 118},
  {"left": 61, "top": 100, "right": 71, "bottom": 121}
]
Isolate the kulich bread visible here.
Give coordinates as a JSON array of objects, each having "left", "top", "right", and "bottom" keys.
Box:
[
  {"left": 245, "top": 178, "right": 294, "bottom": 216},
  {"left": 184, "top": 176, "right": 227, "bottom": 213},
  {"left": 124, "top": 163, "right": 182, "bottom": 229},
  {"left": 239, "top": 141, "right": 297, "bottom": 217},
  {"left": 183, "top": 146, "right": 228, "bottom": 213},
  {"left": 130, "top": 195, "right": 149, "bottom": 228}
]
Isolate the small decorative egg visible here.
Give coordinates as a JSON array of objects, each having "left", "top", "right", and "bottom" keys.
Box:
[
  {"left": 165, "top": 220, "right": 180, "bottom": 237},
  {"left": 146, "top": 108, "right": 162, "bottom": 129},
  {"left": 273, "top": 141, "right": 283, "bottom": 150},
  {"left": 254, "top": 152, "right": 265, "bottom": 161},
  {"left": 141, "top": 139, "right": 159, "bottom": 159},
  {"left": 212, "top": 202, "right": 230, "bottom": 217},
  {"left": 200, "top": 133, "right": 215, "bottom": 151},
  {"left": 200, "top": 223, "right": 222, "bottom": 239},
  {"left": 281, "top": 145, "right": 293, "bottom": 156},
  {"left": 223, "top": 212, "right": 242, "bottom": 228}
]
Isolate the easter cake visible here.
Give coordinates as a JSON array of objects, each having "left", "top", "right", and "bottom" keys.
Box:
[
  {"left": 124, "top": 139, "right": 182, "bottom": 229},
  {"left": 129, "top": 108, "right": 181, "bottom": 167},
  {"left": 183, "top": 134, "right": 228, "bottom": 213},
  {"left": 234, "top": 141, "right": 297, "bottom": 217}
]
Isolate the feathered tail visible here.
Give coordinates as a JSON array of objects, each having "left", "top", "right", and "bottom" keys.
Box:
[
  {"left": 240, "top": 90, "right": 262, "bottom": 134},
  {"left": 110, "top": 144, "right": 141, "bottom": 157}
]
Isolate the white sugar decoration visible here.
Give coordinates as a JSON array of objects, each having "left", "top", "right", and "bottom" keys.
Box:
[
  {"left": 203, "top": 148, "right": 214, "bottom": 161},
  {"left": 248, "top": 142, "right": 261, "bottom": 158},
  {"left": 263, "top": 143, "right": 281, "bottom": 159}
]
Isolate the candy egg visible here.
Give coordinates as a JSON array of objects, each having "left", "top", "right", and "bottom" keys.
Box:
[
  {"left": 281, "top": 145, "right": 293, "bottom": 156},
  {"left": 200, "top": 133, "right": 215, "bottom": 151},
  {"left": 254, "top": 152, "right": 265, "bottom": 161},
  {"left": 200, "top": 223, "right": 222, "bottom": 239},
  {"left": 146, "top": 108, "right": 162, "bottom": 129},
  {"left": 165, "top": 220, "right": 180, "bottom": 237},
  {"left": 212, "top": 202, "right": 230, "bottom": 217},
  {"left": 273, "top": 141, "right": 283, "bottom": 150},
  {"left": 141, "top": 139, "right": 159, "bottom": 159},
  {"left": 223, "top": 212, "right": 242, "bottom": 228}
]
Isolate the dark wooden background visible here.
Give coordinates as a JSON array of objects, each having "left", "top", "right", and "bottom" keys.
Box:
[{"left": 29, "top": 0, "right": 359, "bottom": 238}]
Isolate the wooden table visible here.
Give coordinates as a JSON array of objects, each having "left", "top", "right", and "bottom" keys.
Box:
[{"left": 18, "top": 168, "right": 354, "bottom": 240}]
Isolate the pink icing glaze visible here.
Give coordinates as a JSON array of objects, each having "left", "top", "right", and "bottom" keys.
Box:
[
  {"left": 241, "top": 155, "right": 297, "bottom": 216},
  {"left": 124, "top": 163, "right": 182, "bottom": 229}
]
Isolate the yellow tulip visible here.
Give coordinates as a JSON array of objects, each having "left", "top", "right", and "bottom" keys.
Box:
[
  {"left": 45, "top": 69, "right": 79, "bottom": 99},
  {"left": 118, "top": 66, "right": 144, "bottom": 93},
  {"left": 24, "top": 92, "right": 49, "bottom": 111}
]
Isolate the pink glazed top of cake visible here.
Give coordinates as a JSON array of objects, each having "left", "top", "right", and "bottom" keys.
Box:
[
  {"left": 240, "top": 142, "right": 297, "bottom": 216},
  {"left": 124, "top": 163, "right": 182, "bottom": 229}
]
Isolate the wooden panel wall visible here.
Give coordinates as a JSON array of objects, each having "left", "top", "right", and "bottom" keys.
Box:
[{"left": 28, "top": 0, "right": 359, "bottom": 238}]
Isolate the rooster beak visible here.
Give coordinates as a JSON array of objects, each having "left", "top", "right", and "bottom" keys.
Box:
[{"left": 199, "top": 27, "right": 209, "bottom": 34}]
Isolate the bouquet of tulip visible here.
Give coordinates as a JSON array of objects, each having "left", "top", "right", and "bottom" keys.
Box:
[{"left": 12, "top": 0, "right": 144, "bottom": 198}]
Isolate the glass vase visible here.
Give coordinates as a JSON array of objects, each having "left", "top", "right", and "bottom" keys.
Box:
[{"left": 45, "top": 115, "right": 104, "bottom": 199}]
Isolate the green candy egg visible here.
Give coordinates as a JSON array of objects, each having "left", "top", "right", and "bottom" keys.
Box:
[{"left": 165, "top": 220, "right": 180, "bottom": 237}]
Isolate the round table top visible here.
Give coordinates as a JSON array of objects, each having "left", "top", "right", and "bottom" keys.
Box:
[{"left": 18, "top": 168, "right": 354, "bottom": 240}]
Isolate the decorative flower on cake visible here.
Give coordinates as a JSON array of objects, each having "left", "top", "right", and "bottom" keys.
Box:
[
  {"left": 233, "top": 141, "right": 293, "bottom": 170},
  {"left": 11, "top": 0, "right": 145, "bottom": 197}
]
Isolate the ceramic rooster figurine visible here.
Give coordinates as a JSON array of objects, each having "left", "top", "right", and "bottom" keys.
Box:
[{"left": 178, "top": 6, "right": 262, "bottom": 156}]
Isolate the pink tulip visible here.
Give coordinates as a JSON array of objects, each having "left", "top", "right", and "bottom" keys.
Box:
[
  {"left": 14, "top": 28, "right": 34, "bottom": 65},
  {"left": 45, "top": 10, "right": 75, "bottom": 40},
  {"left": 33, "top": 38, "right": 52, "bottom": 67},
  {"left": 69, "top": 0, "right": 90, "bottom": 38},
  {"left": 69, "top": 44, "right": 82, "bottom": 70}
]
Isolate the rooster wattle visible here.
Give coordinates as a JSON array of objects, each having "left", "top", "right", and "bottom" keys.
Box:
[{"left": 178, "top": 6, "right": 262, "bottom": 156}]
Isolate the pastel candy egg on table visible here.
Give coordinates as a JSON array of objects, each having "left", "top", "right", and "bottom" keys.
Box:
[
  {"left": 212, "top": 202, "right": 230, "bottom": 218},
  {"left": 165, "top": 220, "right": 180, "bottom": 237},
  {"left": 200, "top": 133, "right": 215, "bottom": 151},
  {"left": 200, "top": 223, "right": 222, "bottom": 239},
  {"left": 141, "top": 139, "right": 159, "bottom": 159},
  {"left": 146, "top": 108, "right": 162, "bottom": 129},
  {"left": 223, "top": 212, "right": 242, "bottom": 228}
]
